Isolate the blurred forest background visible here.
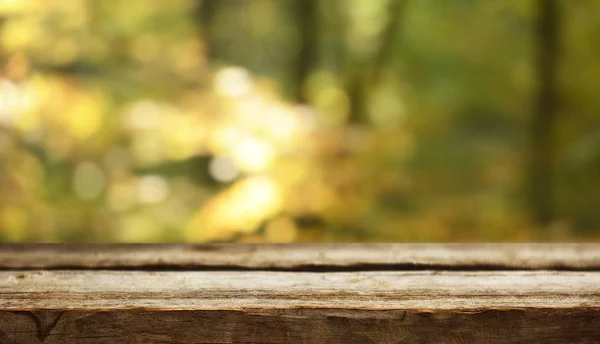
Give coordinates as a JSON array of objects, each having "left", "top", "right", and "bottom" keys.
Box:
[{"left": 0, "top": 0, "right": 599, "bottom": 242}]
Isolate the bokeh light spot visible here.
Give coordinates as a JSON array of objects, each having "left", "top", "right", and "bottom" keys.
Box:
[
  {"left": 209, "top": 156, "right": 240, "bottom": 183},
  {"left": 264, "top": 216, "right": 298, "bottom": 243},
  {"left": 137, "top": 175, "right": 169, "bottom": 205},
  {"left": 231, "top": 137, "right": 275, "bottom": 173},
  {"left": 124, "top": 100, "right": 162, "bottom": 131},
  {"left": 73, "top": 162, "right": 106, "bottom": 200},
  {"left": 214, "top": 67, "right": 252, "bottom": 98}
]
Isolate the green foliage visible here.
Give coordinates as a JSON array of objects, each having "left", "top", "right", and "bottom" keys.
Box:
[{"left": 0, "top": 0, "right": 598, "bottom": 242}]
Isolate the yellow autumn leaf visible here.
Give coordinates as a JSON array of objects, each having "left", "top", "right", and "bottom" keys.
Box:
[
  {"left": 66, "top": 90, "right": 105, "bottom": 140},
  {"left": 184, "top": 176, "right": 282, "bottom": 242}
]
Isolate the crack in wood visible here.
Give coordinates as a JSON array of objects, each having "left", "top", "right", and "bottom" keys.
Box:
[{"left": 23, "top": 311, "right": 65, "bottom": 342}]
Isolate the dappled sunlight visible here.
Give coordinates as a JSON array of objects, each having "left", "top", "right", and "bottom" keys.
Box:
[
  {"left": 304, "top": 71, "right": 350, "bottom": 127},
  {"left": 72, "top": 161, "right": 106, "bottom": 200},
  {"left": 0, "top": 78, "right": 31, "bottom": 125},
  {"left": 0, "top": 0, "right": 598, "bottom": 242},
  {"left": 230, "top": 136, "right": 275, "bottom": 173},
  {"left": 264, "top": 216, "right": 298, "bottom": 243},
  {"left": 137, "top": 175, "right": 170, "bottom": 205},
  {"left": 0, "top": 0, "right": 43, "bottom": 15},
  {"left": 208, "top": 156, "right": 239, "bottom": 183},
  {"left": 184, "top": 175, "right": 283, "bottom": 242},
  {"left": 214, "top": 67, "right": 253, "bottom": 98}
]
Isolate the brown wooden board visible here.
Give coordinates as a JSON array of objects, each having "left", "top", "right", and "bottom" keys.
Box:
[
  {"left": 1, "top": 243, "right": 599, "bottom": 270},
  {"left": 1, "top": 308, "right": 599, "bottom": 344},
  {"left": 0, "top": 244, "right": 599, "bottom": 343}
]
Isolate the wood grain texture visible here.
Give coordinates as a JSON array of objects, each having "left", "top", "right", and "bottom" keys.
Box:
[
  {"left": 1, "top": 244, "right": 600, "bottom": 343},
  {"left": 2, "top": 270, "right": 600, "bottom": 310},
  {"left": 1, "top": 243, "right": 600, "bottom": 270},
  {"left": 0, "top": 270, "right": 600, "bottom": 343},
  {"left": 0, "top": 308, "right": 599, "bottom": 344}
]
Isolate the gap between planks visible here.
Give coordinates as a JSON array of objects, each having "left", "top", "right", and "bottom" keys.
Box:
[{"left": 1, "top": 243, "right": 600, "bottom": 271}]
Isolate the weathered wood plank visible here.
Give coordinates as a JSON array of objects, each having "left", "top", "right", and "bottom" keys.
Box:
[
  {"left": 1, "top": 243, "right": 599, "bottom": 270},
  {"left": 1, "top": 244, "right": 599, "bottom": 343},
  {"left": 0, "top": 270, "right": 599, "bottom": 343},
  {"left": 1, "top": 308, "right": 599, "bottom": 344},
  {"left": 1, "top": 270, "right": 600, "bottom": 310}
]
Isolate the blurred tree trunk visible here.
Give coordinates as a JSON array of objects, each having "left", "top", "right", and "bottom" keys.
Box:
[
  {"left": 347, "top": 71, "right": 368, "bottom": 124},
  {"left": 345, "top": 0, "right": 406, "bottom": 124},
  {"left": 370, "top": 0, "right": 405, "bottom": 87},
  {"left": 530, "top": 0, "right": 561, "bottom": 226},
  {"left": 197, "top": 0, "right": 217, "bottom": 62},
  {"left": 295, "top": 0, "right": 318, "bottom": 103}
]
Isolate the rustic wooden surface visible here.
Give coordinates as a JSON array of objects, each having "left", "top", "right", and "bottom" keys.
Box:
[
  {"left": 1, "top": 308, "right": 599, "bottom": 344},
  {"left": 3, "top": 270, "right": 600, "bottom": 310},
  {"left": 1, "top": 243, "right": 599, "bottom": 270},
  {"left": 1, "top": 244, "right": 599, "bottom": 343}
]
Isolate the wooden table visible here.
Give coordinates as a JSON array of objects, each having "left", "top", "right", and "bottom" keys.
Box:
[{"left": 0, "top": 244, "right": 599, "bottom": 343}]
